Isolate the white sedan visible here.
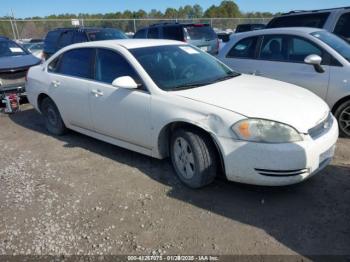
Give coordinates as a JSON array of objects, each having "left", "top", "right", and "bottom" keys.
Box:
[{"left": 26, "top": 39, "right": 338, "bottom": 188}]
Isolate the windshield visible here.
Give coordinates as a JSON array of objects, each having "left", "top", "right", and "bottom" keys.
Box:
[
  {"left": 130, "top": 45, "right": 239, "bottom": 91},
  {"left": 184, "top": 25, "right": 217, "bottom": 41},
  {"left": 87, "top": 29, "right": 128, "bottom": 41},
  {"left": 0, "top": 40, "right": 27, "bottom": 57},
  {"left": 311, "top": 31, "right": 350, "bottom": 62}
]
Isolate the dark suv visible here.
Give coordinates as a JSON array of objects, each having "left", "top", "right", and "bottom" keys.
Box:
[
  {"left": 267, "top": 6, "right": 350, "bottom": 42},
  {"left": 134, "top": 23, "right": 219, "bottom": 55},
  {"left": 235, "top": 23, "right": 266, "bottom": 33},
  {"left": 43, "top": 27, "right": 127, "bottom": 59}
]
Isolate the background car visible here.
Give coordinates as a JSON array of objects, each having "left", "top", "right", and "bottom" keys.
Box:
[
  {"left": 267, "top": 6, "right": 350, "bottom": 42},
  {"left": 0, "top": 36, "right": 41, "bottom": 99},
  {"left": 235, "top": 23, "right": 266, "bottom": 33},
  {"left": 26, "top": 39, "right": 337, "bottom": 188},
  {"left": 217, "top": 27, "right": 350, "bottom": 137},
  {"left": 22, "top": 42, "right": 44, "bottom": 59},
  {"left": 43, "top": 27, "right": 128, "bottom": 59},
  {"left": 133, "top": 23, "right": 219, "bottom": 55}
]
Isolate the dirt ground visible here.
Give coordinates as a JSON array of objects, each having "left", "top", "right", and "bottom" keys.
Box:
[{"left": 0, "top": 104, "right": 349, "bottom": 257}]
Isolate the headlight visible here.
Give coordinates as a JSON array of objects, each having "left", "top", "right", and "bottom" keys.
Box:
[{"left": 232, "top": 119, "right": 302, "bottom": 143}]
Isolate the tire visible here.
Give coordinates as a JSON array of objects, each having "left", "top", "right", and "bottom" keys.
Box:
[
  {"left": 170, "top": 129, "right": 217, "bottom": 189},
  {"left": 40, "top": 97, "right": 67, "bottom": 136},
  {"left": 334, "top": 100, "right": 350, "bottom": 138}
]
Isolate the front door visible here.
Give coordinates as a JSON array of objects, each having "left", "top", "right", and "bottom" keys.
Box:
[
  {"left": 89, "top": 48, "right": 152, "bottom": 149},
  {"left": 257, "top": 35, "right": 330, "bottom": 100}
]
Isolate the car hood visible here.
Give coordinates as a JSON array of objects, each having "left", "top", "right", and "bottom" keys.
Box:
[
  {"left": 0, "top": 54, "right": 40, "bottom": 71},
  {"left": 174, "top": 74, "right": 329, "bottom": 133}
]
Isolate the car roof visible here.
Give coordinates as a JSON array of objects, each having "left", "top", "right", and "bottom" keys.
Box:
[
  {"left": 233, "top": 27, "right": 326, "bottom": 37},
  {"left": 51, "top": 27, "right": 121, "bottom": 32},
  {"left": 280, "top": 6, "right": 350, "bottom": 16},
  {"left": 66, "top": 39, "right": 183, "bottom": 49},
  {"left": 0, "top": 36, "right": 9, "bottom": 40}
]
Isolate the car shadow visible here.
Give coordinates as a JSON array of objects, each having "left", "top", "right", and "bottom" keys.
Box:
[{"left": 9, "top": 108, "right": 350, "bottom": 257}]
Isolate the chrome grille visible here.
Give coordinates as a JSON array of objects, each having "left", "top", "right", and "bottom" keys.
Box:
[
  {"left": 308, "top": 113, "right": 333, "bottom": 139},
  {"left": 0, "top": 69, "right": 27, "bottom": 89}
]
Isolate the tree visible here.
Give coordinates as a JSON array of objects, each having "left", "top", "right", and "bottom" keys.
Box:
[{"left": 164, "top": 8, "right": 178, "bottom": 19}]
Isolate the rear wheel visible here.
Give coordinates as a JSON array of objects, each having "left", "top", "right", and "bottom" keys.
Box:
[
  {"left": 170, "top": 129, "right": 217, "bottom": 189},
  {"left": 334, "top": 100, "right": 350, "bottom": 137},
  {"left": 41, "top": 97, "right": 67, "bottom": 136}
]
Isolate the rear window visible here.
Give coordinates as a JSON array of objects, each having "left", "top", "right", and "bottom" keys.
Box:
[
  {"left": 236, "top": 25, "right": 252, "bottom": 33},
  {"left": 134, "top": 29, "right": 147, "bottom": 39},
  {"left": 184, "top": 25, "right": 216, "bottom": 40},
  {"left": 87, "top": 29, "right": 127, "bottom": 41},
  {"left": 334, "top": 12, "right": 350, "bottom": 41},
  {"left": 267, "top": 12, "right": 330, "bottom": 28},
  {"left": 163, "top": 26, "right": 183, "bottom": 41},
  {"left": 44, "top": 30, "right": 62, "bottom": 52},
  {"left": 0, "top": 40, "right": 27, "bottom": 57}
]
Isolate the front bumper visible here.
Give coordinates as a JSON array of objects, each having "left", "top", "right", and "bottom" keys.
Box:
[{"left": 216, "top": 116, "right": 339, "bottom": 186}]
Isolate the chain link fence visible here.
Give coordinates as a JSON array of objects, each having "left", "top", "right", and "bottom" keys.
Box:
[{"left": 0, "top": 18, "right": 272, "bottom": 40}]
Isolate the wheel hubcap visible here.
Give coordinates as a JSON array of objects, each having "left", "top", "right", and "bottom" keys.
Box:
[
  {"left": 339, "top": 105, "right": 350, "bottom": 136},
  {"left": 173, "top": 137, "right": 195, "bottom": 179}
]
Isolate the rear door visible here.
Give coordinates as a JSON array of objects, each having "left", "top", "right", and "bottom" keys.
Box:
[
  {"left": 46, "top": 48, "right": 95, "bottom": 129},
  {"left": 256, "top": 34, "right": 330, "bottom": 99},
  {"left": 89, "top": 48, "right": 152, "bottom": 149}
]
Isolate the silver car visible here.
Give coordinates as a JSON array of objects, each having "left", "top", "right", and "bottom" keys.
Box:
[{"left": 218, "top": 27, "right": 350, "bottom": 137}]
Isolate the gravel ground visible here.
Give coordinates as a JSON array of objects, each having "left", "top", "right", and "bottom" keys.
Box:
[{"left": 0, "top": 104, "right": 349, "bottom": 257}]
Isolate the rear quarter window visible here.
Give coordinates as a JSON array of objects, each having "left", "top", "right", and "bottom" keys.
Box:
[
  {"left": 162, "top": 26, "right": 184, "bottom": 41},
  {"left": 184, "top": 25, "right": 216, "bottom": 40},
  {"left": 226, "top": 36, "right": 258, "bottom": 59},
  {"left": 134, "top": 29, "right": 147, "bottom": 39},
  {"left": 334, "top": 12, "right": 350, "bottom": 41},
  {"left": 268, "top": 12, "right": 330, "bottom": 28}
]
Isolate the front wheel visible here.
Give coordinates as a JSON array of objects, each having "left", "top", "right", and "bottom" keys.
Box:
[
  {"left": 170, "top": 129, "right": 217, "bottom": 189},
  {"left": 334, "top": 100, "right": 350, "bottom": 137}
]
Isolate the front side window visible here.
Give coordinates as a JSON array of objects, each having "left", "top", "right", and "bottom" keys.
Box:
[
  {"left": 130, "top": 45, "right": 238, "bottom": 91},
  {"left": 227, "top": 37, "right": 258, "bottom": 58},
  {"left": 55, "top": 48, "right": 94, "bottom": 79},
  {"left": 334, "top": 12, "right": 350, "bottom": 41},
  {"left": 288, "top": 37, "right": 322, "bottom": 63},
  {"left": 259, "top": 35, "right": 287, "bottom": 61},
  {"left": 95, "top": 48, "right": 139, "bottom": 84}
]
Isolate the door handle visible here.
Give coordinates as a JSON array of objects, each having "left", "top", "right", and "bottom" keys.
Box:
[
  {"left": 91, "top": 89, "right": 104, "bottom": 97},
  {"left": 51, "top": 80, "right": 60, "bottom": 87}
]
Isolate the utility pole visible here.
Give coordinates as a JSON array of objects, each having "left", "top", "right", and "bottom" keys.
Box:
[{"left": 11, "top": 9, "right": 19, "bottom": 40}]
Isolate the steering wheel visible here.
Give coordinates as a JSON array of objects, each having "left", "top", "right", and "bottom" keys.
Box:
[{"left": 179, "top": 64, "right": 197, "bottom": 79}]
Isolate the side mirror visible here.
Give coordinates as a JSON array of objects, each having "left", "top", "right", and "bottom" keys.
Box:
[
  {"left": 112, "top": 76, "right": 138, "bottom": 89},
  {"left": 304, "top": 54, "right": 325, "bottom": 73}
]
